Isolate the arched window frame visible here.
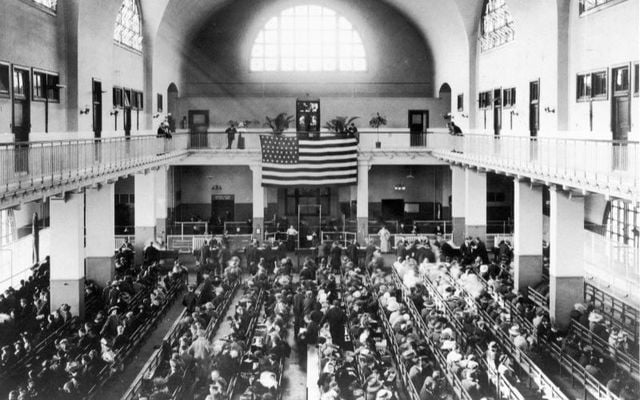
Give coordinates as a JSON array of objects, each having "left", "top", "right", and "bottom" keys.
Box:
[
  {"left": 114, "top": 0, "right": 143, "bottom": 52},
  {"left": 479, "top": 0, "right": 515, "bottom": 52},
  {"left": 249, "top": 5, "right": 367, "bottom": 72},
  {"left": 32, "top": 0, "right": 57, "bottom": 12}
]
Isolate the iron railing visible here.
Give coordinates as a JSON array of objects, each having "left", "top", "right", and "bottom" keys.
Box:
[
  {"left": 425, "top": 132, "right": 640, "bottom": 200},
  {"left": 0, "top": 134, "right": 188, "bottom": 196}
]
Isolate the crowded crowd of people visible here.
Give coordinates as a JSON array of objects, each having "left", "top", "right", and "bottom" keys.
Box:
[{"left": 2, "top": 255, "right": 186, "bottom": 400}]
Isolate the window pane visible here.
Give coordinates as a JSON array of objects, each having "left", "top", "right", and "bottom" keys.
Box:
[
  {"left": 113, "top": 0, "right": 143, "bottom": 51},
  {"left": 480, "top": 0, "right": 515, "bottom": 52},
  {"left": 249, "top": 5, "right": 367, "bottom": 72},
  {"left": 0, "top": 65, "right": 9, "bottom": 95},
  {"left": 614, "top": 67, "right": 629, "bottom": 92}
]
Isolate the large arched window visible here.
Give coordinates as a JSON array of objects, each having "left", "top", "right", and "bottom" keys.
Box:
[
  {"left": 250, "top": 5, "right": 367, "bottom": 72},
  {"left": 479, "top": 0, "right": 515, "bottom": 52},
  {"left": 33, "top": 0, "right": 57, "bottom": 11},
  {"left": 114, "top": 0, "right": 143, "bottom": 52}
]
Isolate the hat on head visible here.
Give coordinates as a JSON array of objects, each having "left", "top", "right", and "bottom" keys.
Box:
[
  {"left": 588, "top": 312, "right": 603, "bottom": 323},
  {"left": 508, "top": 325, "right": 521, "bottom": 336}
]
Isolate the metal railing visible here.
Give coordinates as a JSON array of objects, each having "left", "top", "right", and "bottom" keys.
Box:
[
  {"left": 0, "top": 134, "right": 188, "bottom": 197},
  {"left": 426, "top": 132, "right": 640, "bottom": 200}
]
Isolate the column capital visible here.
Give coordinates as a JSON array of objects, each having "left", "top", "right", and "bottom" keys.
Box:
[{"left": 249, "top": 164, "right": 261, "bottom": 173}]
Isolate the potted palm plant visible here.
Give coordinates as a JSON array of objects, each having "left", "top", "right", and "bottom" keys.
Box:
[
  {"left": 264, "top": 113, "right": 294, "bottom": 135},
  {"left": 369, "top": 112, "right": 387, "bottom": 148},
  {"left": 325, "top": 116, "right": 359, "bottom": 136}
]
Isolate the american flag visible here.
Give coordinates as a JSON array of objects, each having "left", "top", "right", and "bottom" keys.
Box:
[{"left": 260, "top": 135, "right": 358, "bottom": 186}]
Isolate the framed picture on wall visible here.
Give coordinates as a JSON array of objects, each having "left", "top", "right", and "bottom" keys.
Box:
[{"left": 296, "top": 98, "right": 320, "bottom": 138}]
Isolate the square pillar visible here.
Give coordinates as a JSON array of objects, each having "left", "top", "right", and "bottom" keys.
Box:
[
  {"left": 251, "top": 165, "right": 265, "bottom": 240},
  {"left": 135, "top": 171, "right": 157, "bottom": 263},
  {"left": 451, "top": 166, "right": 466, "bottom": 244},
  {"left": 464, "top": 169, "right": 487, "bottom": 241},
  {"left": 549, "top": 188, "right": 585, "bottom": 329},
  {"left": 155, "top": 167, "right": 169, "bottom": 242},
  {"left": 50, "top": 193, "right": 85, "bottom": 318},
  {"left": 85, "top": 184, "right": 115, "bottom": 287},
  {"left": 356, "top": 162, "right": 370, "bottom": 245},
  {"left": 513, "top": 181, "right": 543, "bottom": 293}
]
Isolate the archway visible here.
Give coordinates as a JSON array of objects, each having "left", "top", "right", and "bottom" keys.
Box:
[
  {"left": 439, "top": 83, "right": 452, "bottom": 128},
  {"left": 167, "top": 83, "right": 179, "bottom": 130}
]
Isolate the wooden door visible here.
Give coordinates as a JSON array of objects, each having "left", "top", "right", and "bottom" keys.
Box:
[
  {"left": 12, "top": 67, "right": 30, "bottom": 173},
  {"left": 92, "top": 79, "right": 103, "bottom": 138},
  {"left": 12, "top": 68, "right": 30, "bottom": 143},
  {"left": 529, "top": 80, "right": 540, "bottom": 137},
  {"left": 612, "top": 66, "right": 630, "bottom": 141},
  {"left": 211, "top": 195, "right": 235, "bottom": 234},
  {"left": 493, "top": 88, "right": 502, "bottom": 135},
  {"left": 188, "top": 110, "right": 209, "bottom": 148},
  {"left": 408, "top": 110, "right": 428, "bottom": 146},
  {"left": 123, "top": 107, "right": 132, "bottom": 137},
  {"left": 611, "top": 66, "right": 630, "bottom": 170}
]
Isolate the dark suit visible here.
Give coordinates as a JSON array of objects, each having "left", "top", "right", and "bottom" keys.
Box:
[
  {"left": 396, "top": 243, "right": 407, "bottom": 261},
  {"left": 292, "top": 293, "right": 305, "bottom": 335},
  {"left": 323, "top": 305, "right": 346, "bottom": 347}
]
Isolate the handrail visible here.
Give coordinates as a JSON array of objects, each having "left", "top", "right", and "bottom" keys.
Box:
[
  {"left": 438, "top": 272, "right": 571, "bottom": 400},
  {"left": 570, "top": 320, "right": 639, "bottom": 379},
  {"left": 584, "top": 283, "right": 639, "bottom": 341},
  {"left": 414, "top": 271, "right": 526, "bottom": 400}
]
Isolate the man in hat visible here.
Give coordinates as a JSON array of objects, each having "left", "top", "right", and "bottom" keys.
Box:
[
  {"left": 100, "top": 306, "right": 121, "bottom": 339},
  {"left": 225, "top": 122, "right": 237, "bottom": 149},
  {"left": 323, "top": 300, "right": 347, "bottom": 348}
]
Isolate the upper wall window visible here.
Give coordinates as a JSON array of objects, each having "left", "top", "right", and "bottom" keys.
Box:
[
  {"left": 32, "top": 0, "right": 57, "bottom": 12},
  {"left": 577, "top": 70, "right": 607, "bottom": 101},
  {"left": 634, "top": 63, "right": 639, "bottom": 96},
  {"left": 0, "top": 63, "right": 9, "bottom": 98},
  {"left": 250, "top": 5, "right": 367, "bottom": 72},
  {"left": 579, "top": 0, "right": 625, "bottom": 15},
  {"left": 479, "top": 0, "right": 515, "bottom": 52},
  {"left": 114, "top": 0, "right": 143, "bottom": 52}
]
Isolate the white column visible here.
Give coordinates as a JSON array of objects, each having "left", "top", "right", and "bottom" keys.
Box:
[
  {"left": 154, "top": 167, "right": 168, "bottom": 242},
  {"left": 356, "top": 161, "right": 370, "bottom": 244},
  {"left": 451, "top": 165, "right": 466, "bottom": 244},
  {"left": 251, "top": 165, "right": 265, "bottom": 239},
  {"left": 549, "top": 187, "right": 585, "bottom": 329},
  {"left": 85, "top": 183, "right": 115, "bottom": 286},
  {"left": 464, "top": 168, "right": 487, "bottom": 241},
  {"left": 135, "top": 171, "right": 157, "bottom": 263},
  {"left": 50, "top": 192, "right": 85, "bottom": 317},
  {"left": 513, "top": 180, "right": 543, "bottom": 293}
]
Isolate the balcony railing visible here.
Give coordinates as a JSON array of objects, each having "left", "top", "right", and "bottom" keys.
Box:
[
  {"left": 425, "top": 132, "right": 640, "bottom": 200},
  {"left": 0, "top": 134, "right": 188, "bottom": 197}
]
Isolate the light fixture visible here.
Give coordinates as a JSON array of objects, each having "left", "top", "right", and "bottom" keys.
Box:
[
  {"left": 79, "top": 106, "right": 90, "bottom": 115},
  {"left": 510, "top": 110, "right": 519, "bottom": 116},
  {"left": 544, "top": 107, "right": 556, "bottom": 114},
  {"left": 153, "top": 113, "right": 161, "bottom": 119},
  {"left": 394, "top": 183, "right": 406, "bottom": 191},
  {"left": 110, "top": 108, "right": 119, "bottom": 116},
  {"left": 406, "top": 167, "right": 414, "bottom": 179},
  {"left": 461, "top": 113, "right": 469, "bottom": 118}
]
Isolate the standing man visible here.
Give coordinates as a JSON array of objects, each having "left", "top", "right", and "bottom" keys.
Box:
[
  {"left": 323, "top": 300, "right": 347, "bottom": 348},
  {"left": 378, "top": 225, "right": 391, "bottom": 254},
  {"left": 225, "top": 121, "right": 237, "bottom": 149}
]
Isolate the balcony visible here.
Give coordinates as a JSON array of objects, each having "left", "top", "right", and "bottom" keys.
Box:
[
  {"left": 0, "top": 133, "right": 189, "bottom": 208},
  {"left": 425, "top": 132, "right": 640, "bottom": 202},
  {"left": 1, "top": 129, "right": 637, "bottom": 207}
]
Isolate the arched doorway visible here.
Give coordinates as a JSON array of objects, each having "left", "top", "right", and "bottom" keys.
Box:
[
  {"left": 167, "top": 83, "right": 179, "bottom": 131},
  {"left": 439, "top": 83, "right": 452, "bottom": 128}
]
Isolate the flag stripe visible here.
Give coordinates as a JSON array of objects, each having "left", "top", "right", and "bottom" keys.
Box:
[
  {"left": 263, "top": 165, "right": 357, "bottom": 173},
  {"left": 260, "top": 135, "right": 358, "bottom": 187},
  {"left": 262, "top": 177, "right": 357, "bottom": 186}
]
